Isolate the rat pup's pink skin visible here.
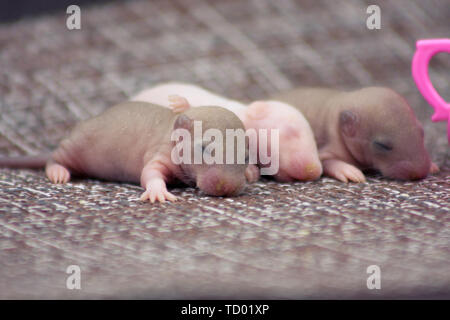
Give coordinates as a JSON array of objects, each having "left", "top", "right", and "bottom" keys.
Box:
[
  {"left": 242, "top": 100, "right": 322, "bottom": 182},
  {"left": 132, "top": 82, "right": 323, "bottom": 182},
  {"left": 273, "top": 87, "right": 439, "bottom": 182},
  {"left": 0, "top": 102, "right": 248, "bottom": 202}
]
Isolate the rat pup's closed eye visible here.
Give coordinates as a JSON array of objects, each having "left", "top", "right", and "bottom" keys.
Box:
[{"left": 373, "top": 140, "right": 393, "bottom": 152}]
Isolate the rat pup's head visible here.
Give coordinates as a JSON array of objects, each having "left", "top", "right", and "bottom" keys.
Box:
[
  {"left": 245, "top": 101, "right": 322, "bottom": 182},
  {"left": 172, "top": 106, "right": 248, "bottom": 196},
  {"left": 338, "top": 87, "right": 431, "bottom": 180}
]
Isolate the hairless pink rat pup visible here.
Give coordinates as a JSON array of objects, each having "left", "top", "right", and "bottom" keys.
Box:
[
  {"left": 273, "top": 87, "right": 439, "bottom": 182},
  {"left": 0, "top": 101, "right": 250, "bottom": 202},
  {"left": 132, "top": 82, "right": 323, "bottom": 182}
]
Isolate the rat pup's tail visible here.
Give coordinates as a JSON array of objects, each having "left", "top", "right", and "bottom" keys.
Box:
[{"left": 0, "top": 154, "right": 50, "bottom": 169}]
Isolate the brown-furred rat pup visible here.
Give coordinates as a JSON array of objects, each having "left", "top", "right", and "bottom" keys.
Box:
[
  {"left": 0, "top": 101, "right": 249, "bottom": 202},
  {"left": 272, "top": 87, "right": 439, "bottom": 182}
]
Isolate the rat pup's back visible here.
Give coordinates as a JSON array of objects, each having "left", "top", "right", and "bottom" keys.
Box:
[{"left": 53, "top": 102, "right": 173, "bottom": 183}]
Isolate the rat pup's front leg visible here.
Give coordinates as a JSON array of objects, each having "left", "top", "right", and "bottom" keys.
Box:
[
  {"left": 45, "top": 160, "right": 71, "bottom": 184},
  {"left": 140, "top": 158, "right": 177, "bottom": 203},
  {"left": 322, "top": 159, "right": 366, "bottom": 183},
  {"left": 430, "top": 162, "right": 439, "bottom": 174},
  {"left": 245, "top": 164, "right": 260, "bottom": 183}
]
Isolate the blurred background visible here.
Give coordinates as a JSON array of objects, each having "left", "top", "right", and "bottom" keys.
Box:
[
  {"left": 1, "top": 0, "right": 449, "bottom": 155},
  {"left": 0, "top": 0, "right": 449, "bottom": 299}
]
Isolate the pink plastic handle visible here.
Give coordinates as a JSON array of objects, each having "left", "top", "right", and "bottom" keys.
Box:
[{"left": 412, "top": 38, "right": 450, "bottom": 142}]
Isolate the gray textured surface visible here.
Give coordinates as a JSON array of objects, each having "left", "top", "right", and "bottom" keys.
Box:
[{"left": 0, "top": 0, "right": 449, "bottom": 299}]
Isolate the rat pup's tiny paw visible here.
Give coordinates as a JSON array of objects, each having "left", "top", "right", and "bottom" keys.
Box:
[
  {"left": 324, "top": 160, "right": 366, "bottom": 183},
  {"left": 245, "top": 164, "right": 260, "bottom": 183},
  {"left": 345, "top": 166, "right": 365, "bottom": 183},
  {"left": 46, "top": 163, "right": 71, "bottom": 184},
  {"left": 430, "top": 162, "right": 439, "bottom": 174},
  {"left": 140, "top": 189, "right": 178, "bottom": 203},
  {"left": 168, "top": 95, "right": 190, "bottom": 113}
]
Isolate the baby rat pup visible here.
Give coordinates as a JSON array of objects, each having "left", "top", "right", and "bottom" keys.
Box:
[
  {"left": 132, "top": 82, "right": 323, "bottom": 182},
  {"left": 273, "top": 87, "right": 439, "bottom": 182},
  {"left": 0, "top": 101, "right": 249, "bottom": 202}
]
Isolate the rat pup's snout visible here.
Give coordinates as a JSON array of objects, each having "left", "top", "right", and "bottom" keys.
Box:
[
  {"left": 383, "top": 156, "right": 430, "bottom": 180},
  {"left": 196, "top": 167, "right": 246, "bottom": 196}
]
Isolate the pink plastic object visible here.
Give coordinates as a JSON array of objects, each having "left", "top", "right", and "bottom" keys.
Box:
[{"left": 412, "top": 38, "right": 450, "bottom": 143}]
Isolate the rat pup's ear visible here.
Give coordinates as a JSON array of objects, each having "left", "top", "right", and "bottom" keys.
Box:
[
  {"left": 246, "top": 101, "right": 269, "bottom": 120},
  {"left": 174, "top": 114, "right": 193, "bottom": 130},
  {"left": 339, "top": 110, "right": 360, "bottom": 137}
]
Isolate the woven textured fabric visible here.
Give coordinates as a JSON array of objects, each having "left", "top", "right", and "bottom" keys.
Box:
[{"left": 0, "top": 0, "right": 449, "bottom": 299}]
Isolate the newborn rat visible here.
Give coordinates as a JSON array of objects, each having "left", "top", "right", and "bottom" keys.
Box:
[
  {"left": 273, "top": 87, "right": 439, "bottom": 182},
  {"left": 132, "top": 82, "right": 322, "bottom": 182},
  {"left": 0, "top": 101, "right": 249, "bottom": 202}
]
